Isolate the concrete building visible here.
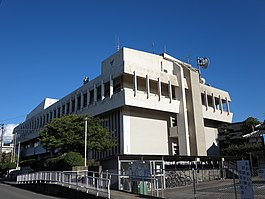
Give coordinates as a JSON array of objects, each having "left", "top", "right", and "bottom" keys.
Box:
[{"left": 13, "top": 47, "right": 233, "bottom": 162}]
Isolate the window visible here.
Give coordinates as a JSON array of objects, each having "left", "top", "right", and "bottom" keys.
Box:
[
  {"left": 77, "top": 95, "right": 81, "bottom": 110},
  {"left": 161, "top": 82, "right": 169, "bottom": 97},
  {"left": 66, "top": 102, "right": 70, "bottom": 114},
  {"left": 104, "top": 81, "right": 110, "bottom": 98},
  {"left": 89, "top": 89, "right": 94, "bottom": 104},
  {"left": 62, "top": 105, "right": 65, "bottom": 115},
  {"left": 71, "top": 98, "right": 75, "bottom": 112},
  {"left": 113, "top": 76, "right": 122, "bottom": 94},
  {"left": 150, "top": 79, "right": 158, "bottom": 95},
  {"left": 137, "top": 76, "right": 146, "bottom": 92},
  {"left": 172, "top": 85, "right": 176, "bottom": 99},
  {"left": 83, "top": 93, "right": 87, "bottom": 107},
  {"left": 97, "top": 86, "right": 101, "bottom": 101},
  {"left": 201, "top": 93, "right": 206, "bottom": 106}
]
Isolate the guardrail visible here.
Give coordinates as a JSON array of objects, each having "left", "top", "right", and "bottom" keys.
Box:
[{"left": 17, "top": 170, "right": 111, "bottom": 199}]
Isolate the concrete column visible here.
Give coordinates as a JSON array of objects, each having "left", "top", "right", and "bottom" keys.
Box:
[
  {"left": 64, "top": 101, "right": 67, "bottom": 114},
  {"left": 69, "top": 98, "right": 72, "bottom": 113},
  {"left": 146, "top": 74, "right": 150, "bottom": 98},
  {"left": 174, "top": 64, "right": 190, "bottom": 156},
  {"left": 158, "top": 78, "right": 161, "bottom": 101},
  {"left": 94, "top": 84, "right": 97, "bottom": 105},
  {"left": 212, "top": 94, "right": 216, "bottom": 112},
  {"left": 204, "top": 91, "right": 208, "bottom": 110},
  {"left": 101, "top": 80, "right": 105, "bottom": 101},
  {"left": 219, "top": 95, "right": 223, "bottom": 113},
  {"left": 133, "top": 71, "right": 137, "bottom": 96},
  {"left": 168, "top": 80, "right": 172, "bottom": 102},
  {"left": 226, "top": 97, "right": 230, "bottom": 114},
  {"left": 110, "top": 75, "right": 113, "bottom": 98},
  {"left": 75, "top": 95, "right": 78, "bottom": 112}
]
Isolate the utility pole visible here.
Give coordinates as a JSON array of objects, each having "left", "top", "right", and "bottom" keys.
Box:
[
  {"left": 0, "top": 124, "right": 4, "bottom": 163},
  {"left": 84, "top": 117, "right": 88, "bottom": 167}
]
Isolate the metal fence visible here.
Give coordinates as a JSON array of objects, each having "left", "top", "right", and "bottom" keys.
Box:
[
  {"left": 16, "top": 170, "right": 111, "bottom": 199},
  {"left": 163, "top": 165, "right": 265, "bottom": 199}
]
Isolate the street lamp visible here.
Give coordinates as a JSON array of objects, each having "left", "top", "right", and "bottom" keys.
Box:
[
  {"left": 84, "top": 117, "right": 88, "bottom": 167},
  {"left": 16, "top": 141, "right": 20, "bottom": 169}
]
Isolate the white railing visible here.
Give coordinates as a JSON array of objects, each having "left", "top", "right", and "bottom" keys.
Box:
[{"left": 17, "top": 170, "right": 111, "bottom": 199}]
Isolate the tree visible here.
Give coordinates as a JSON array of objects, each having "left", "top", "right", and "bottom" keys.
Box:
[
  {"left": 39, "top": 115, "right": 116, "bottom": 155},
  {"left": 240, "top": 117, "right": 260, "bottom": 135}
]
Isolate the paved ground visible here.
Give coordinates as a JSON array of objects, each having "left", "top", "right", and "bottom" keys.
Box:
[
  {"left": 164, "top": 179, "right": 265, "bottom": 199},
  {"left": 0, "top": 182, "right": 63, "bottom": 199},
  {"left": 1, "top": 180, "right": 159, "bottom": 199},
  {"left": 2, "top": 179, "right": 265, "bottom": 199}
]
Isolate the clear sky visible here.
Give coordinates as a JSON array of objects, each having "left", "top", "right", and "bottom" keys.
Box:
[{"left": 0, "top": 0, "right": 264, "bottom": 139}]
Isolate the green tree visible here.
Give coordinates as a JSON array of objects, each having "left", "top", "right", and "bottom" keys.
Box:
[
  {"left": 240, "top": 117, "right": 260, "bottom": 135},
  {"left": 39, "top": 115, "right": 116, "bottom": 155},
  {"left": 222, "top": 143, "right": 262, "bottom": 157}
]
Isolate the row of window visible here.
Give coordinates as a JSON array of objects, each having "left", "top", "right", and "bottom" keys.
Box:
[
  {"left": 201, "top": 92, "right": 230, "bottom": 113},
  {"left": 16, "top": 76, "right": 123, "bottom": 135}
]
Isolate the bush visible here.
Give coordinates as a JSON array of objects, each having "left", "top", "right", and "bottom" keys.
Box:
[
  {"left": 20, "top": 159, "right": 37, "bottom": 168},
  {"left": 64, "top": 152, "right": 84, "bottom": 167},
  {"left": 0, "top": 162, "right": 16, "bottom": 177},
  {"left": 44, "top": 151, "right": 84, "bottom": 171}
]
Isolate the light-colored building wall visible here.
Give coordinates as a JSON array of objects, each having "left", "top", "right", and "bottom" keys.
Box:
[
  {"left": 204, "top": 126, "right": 218, "bottom": 151},
  {"left": 123, "top": 107, "right": 169, "bottom": 155},
  {"left": 13, "top": 47, "right": 233, "bottom": 161}
]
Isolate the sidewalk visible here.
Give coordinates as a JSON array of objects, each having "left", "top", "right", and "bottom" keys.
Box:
[{"left": 1, "top": 179, "right": 160, "bottom": 199}]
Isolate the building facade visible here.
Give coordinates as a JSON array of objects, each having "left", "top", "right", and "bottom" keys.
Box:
[{"left": 13, "top": 47, "right": 233, "bottom": 161}]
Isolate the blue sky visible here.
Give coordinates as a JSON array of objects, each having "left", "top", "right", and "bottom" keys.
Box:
[{"left": 0, "top": 0, "right": 264, "bottom": 138}]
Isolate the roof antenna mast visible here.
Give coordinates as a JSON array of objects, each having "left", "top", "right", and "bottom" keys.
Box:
[{"left": 115, "top": 35, "right": 120, "bottom": 51}]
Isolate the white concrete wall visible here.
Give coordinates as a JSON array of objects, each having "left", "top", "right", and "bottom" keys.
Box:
[
  {"left": 204, "top": 126, "right": 218, "bottom": 151},
  {"left": 123, "top": 107, "right": 169, "bottom": 155}
]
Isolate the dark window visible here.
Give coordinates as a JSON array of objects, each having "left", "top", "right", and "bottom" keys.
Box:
[
  {"left": 97, "top": 86, "right": 101, "bottom": 101},
  {"left": 89, "top": 90, "right": 94, "bottom": 104},
  {"left": 77, "top": 95, "right": 81, "bottom": 110},
  {"left": 113, "top": 76, "right": 122, "bottom": 94},
  {"left": 71, "top": 98, "right": 75, "bottom": 112},
  {"left": 172, "top": 85, "right": 176, "bottom": 99},
  {"left": 83, "top": 93, "right": 87, "bottom": 107},
  {"left": 104, "top": 81, "right": 110, "bottom": 98}
]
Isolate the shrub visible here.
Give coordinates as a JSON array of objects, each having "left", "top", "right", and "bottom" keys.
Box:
[{"left": 44, "top": 151, "right": 84, "bottom": 171}]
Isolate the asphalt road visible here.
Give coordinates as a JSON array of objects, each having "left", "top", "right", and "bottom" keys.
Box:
[{"left": 0, "top": 183, "right": 62, "bottom": 199}]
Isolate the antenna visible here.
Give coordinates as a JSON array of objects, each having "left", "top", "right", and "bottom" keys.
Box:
[
  {"left": 164, "top": 45, "right": 167, "bottom": 53},
  {"left": 197, "top": 57, "right": 209, "bottom": 69},
  {"left": 115, "top": 35, "right": 120, "bottom": 51},
  {"left": 184, "top": 55, "right": 193, "bottom": 64},
  {"left": 152, "top": 42, "right": 155, "bottom": 54},
  {"left": 197, "top": 56, "right": 210, "bottom": 81}
]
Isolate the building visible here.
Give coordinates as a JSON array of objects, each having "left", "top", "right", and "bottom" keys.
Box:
[{"left": 13, "top": 47, "right": 233, "bottom": 163}]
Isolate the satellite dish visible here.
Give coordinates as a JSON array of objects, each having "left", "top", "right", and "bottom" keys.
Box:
[{"left": 197, "top": 57, "right": 210, "bottom": 69}]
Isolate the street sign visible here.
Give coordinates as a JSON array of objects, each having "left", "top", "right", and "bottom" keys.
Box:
[{"left": 237, "top": 160, "right": 254, "bottom": 199}]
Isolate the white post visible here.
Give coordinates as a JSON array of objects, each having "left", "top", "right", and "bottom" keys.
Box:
[
  {"left": 146, "top": 74, "right": 150, "bottom": 99},
  {"left": 16, "top": 141, "right": 20, "bottom": 168},
  {"left": 168, "top": 80, "right": 172, "bottom": 102},
  {"left": 158, "top": 78, "right": 161, "bottom": 101},
  {"left": 110, "top": 75, "right": 113, "bottom": 98},
  {"left": 84, "top": 117, "right": 88, "bottom": 167},
  {"left": 133, "top": 71, "right": 137, "bottom": 96}
]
